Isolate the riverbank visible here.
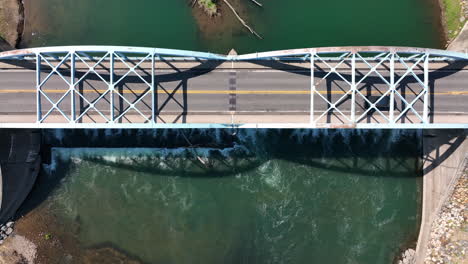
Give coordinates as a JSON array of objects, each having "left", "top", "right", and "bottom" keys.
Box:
[
  {"left": 440, "top": 0, "right": 467, "bottom": 41},
  {"left": 0, "top": 203, "right": 144, "bottom": 264},
  {"left": 439, "top": 0, "right": 468, "bottom": 49},
  {"left": 424, "top": 160, "right": 467, "bottom": 263},
  {"left": 0, "top": 0, "right": 24, "bottom": 50}
]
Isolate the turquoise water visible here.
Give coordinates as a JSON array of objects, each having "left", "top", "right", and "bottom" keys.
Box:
[
  {"left": 33, "top": 129, "right": 422, "bottom": 264},
  {"left": 21, "top": 0, "right": 443, "bottom": 53}
]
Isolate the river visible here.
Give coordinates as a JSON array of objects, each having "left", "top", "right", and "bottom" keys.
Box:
[
  {"left": 15, "top": 1, "right": 430, "bottom": 263},
  {"left": 21, "top": 0, "right": 444, "bottom": 53},
  {"left": 19, "top": 129, "right": 423, "bottom": 264}
]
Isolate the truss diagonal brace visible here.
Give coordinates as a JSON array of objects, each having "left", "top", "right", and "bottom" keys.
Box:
[{"left": 310, "top": 50, "right": 315, "bottom": 125}]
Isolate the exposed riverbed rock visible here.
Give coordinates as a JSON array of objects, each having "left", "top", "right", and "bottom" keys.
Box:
[
  {"left": 0, "top": 234, "right": 37, "bottom": 264},
  {"left": 0, "top": 0, "right": 24, "bottom": 49},
  {"left": 398, "top": 248, "right": 416, "bottom": 264},
  {"left": 0, "top": 221, "right": 14, "bottom": 244}
]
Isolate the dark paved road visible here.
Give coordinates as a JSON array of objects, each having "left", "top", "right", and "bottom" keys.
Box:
[{"left": 0, "top": 68, "right": 466, "bottom": 124}]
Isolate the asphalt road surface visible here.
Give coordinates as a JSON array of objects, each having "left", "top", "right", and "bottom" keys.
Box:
[{"left": 0, "top": 68, "right": 466, "bottom": 124}]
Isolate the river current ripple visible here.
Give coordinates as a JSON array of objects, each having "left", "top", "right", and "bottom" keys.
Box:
[{"left": 26, "top": 129, "right": 423, "bottom": 264}]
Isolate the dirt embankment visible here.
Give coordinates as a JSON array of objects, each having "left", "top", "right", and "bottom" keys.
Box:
[
  {"left": 438, "top": 0, "right": 468, "bottom": 50},
  {"left": 0, "top": 0, "right": 24, "bottom": 51}
]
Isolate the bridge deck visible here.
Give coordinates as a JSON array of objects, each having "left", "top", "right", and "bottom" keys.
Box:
[{"left": 0, "top": 46, "right": 466, "bottom": 128}]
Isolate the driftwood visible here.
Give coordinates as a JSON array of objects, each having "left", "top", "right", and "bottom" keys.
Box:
[
  {"left": 222, "top": 0, "right": 262, "bottom": 39},
  {"left": 249, "top": 0, "right": 263, "bottom": 7}
]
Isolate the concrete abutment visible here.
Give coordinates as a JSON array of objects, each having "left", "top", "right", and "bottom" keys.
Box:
[{"left": 415, "top": 129, "right": 468, "bottom": 263}]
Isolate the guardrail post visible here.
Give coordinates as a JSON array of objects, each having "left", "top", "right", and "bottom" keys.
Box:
[
  {"left": 423, "top": 53, "right": 429, "bottom": 123},
  {"left": 389, "top": 52, "right": 395, "bottom": 123},
  {"left": 36, "top": 53, "right": 41, "bottom": 123},
  {"left": 310, "top": 50, "right": 315, "bottom": 125}
]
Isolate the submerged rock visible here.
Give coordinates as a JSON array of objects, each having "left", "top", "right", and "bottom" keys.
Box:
[{"left": 83, "top": 246, "right": 143, "bottom": 264}]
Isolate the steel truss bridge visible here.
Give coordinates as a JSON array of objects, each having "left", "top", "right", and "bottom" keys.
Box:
[{"left": 0, "top": 46, "right": 467, "bottom": 129}]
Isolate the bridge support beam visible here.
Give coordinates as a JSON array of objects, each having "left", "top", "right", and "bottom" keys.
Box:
[
  {"left": 310, "top": 50, "right": 315, "bottom": 125},
  {"left": 423, "top": 54, "right": 429, "bottom": 123},
  {"left": 35, "top": 54, "right": 41, "bottom": 123},
  {"left": 70, "top": 52, "right": 76, "bottom": 123},
  {"left": 109, "top": 52, "right": 115, "bottom": 124},
  {"left": 389, "top": 53, "right": 395, "bottom": 123}
]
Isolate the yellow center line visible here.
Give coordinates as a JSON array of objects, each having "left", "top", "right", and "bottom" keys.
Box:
[{"left": 0, "top": 89, "right": 467, "bottom": 95}]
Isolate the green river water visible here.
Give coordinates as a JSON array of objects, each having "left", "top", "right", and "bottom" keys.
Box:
[
  {"left": 24, "top": 129, "right": 423, "bottom": 264},
  {"left": 21, "top": 0, "right": 443, "bottom": 53}
]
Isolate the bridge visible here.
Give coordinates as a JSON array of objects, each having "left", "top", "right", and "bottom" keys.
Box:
[{"left": 0, "top": 46, "right": 466, "bottom": 129}]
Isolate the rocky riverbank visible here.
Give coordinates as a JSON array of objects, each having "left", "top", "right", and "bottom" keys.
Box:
[
  {"left": 424, "top": 161, "right": 468, "bottom": 263},
  {"left": 0, "top": 203, "right": 144, "bottom": 264},
  {"left": 0, "top": 221, "right": 15, "bottom": 244},
  {"left": 0, "top": 0, "right": 24, "bottom": 50}
]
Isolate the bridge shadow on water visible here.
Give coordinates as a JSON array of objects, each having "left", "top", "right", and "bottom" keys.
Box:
[{"left": 15, "top": 128, "right": 467, "bottom": 220}]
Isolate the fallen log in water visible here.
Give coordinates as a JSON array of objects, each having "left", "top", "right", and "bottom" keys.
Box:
[
  {"left": 249, "top": 0, "right": 263, "bottom": 7},
  {"left": 222, "top": 0, "right": 263, "bottom": 39}
]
